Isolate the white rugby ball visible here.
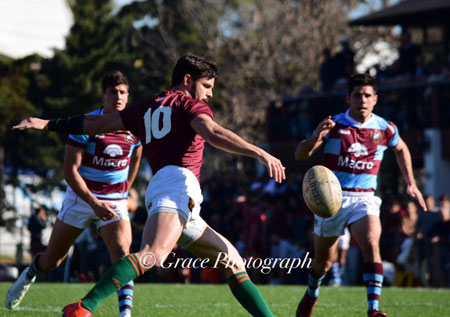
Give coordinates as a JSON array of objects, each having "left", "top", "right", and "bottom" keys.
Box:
[{"left": 302, "top": 165, "right": 342, "bottom": 218}]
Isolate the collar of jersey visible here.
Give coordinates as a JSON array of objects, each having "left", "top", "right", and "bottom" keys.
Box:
[{"left": 344, "top": 109, "right": 374, "bottom": 128}]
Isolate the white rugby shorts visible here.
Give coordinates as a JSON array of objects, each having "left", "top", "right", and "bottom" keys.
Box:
[
  {"left": 57, "top": 189, "right": 129, "bottom": 229},
  {"left": 145, "top": 165, "right": 206, "bottom": 248},
  {"left": 337, "top": 228, "right": 350, "bottom": 250},
  {"left": 314, "top": 191, "right": 382, "bottom": 238}
]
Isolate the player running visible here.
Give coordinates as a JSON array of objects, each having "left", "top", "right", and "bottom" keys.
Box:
[
  {"left": 7, "top": 71, "right": 142, "bottom": 317},
  {"left": 12, "top": 54, "right": 285, "bottom": 317},
  {"left": 294, "top": 73, "right": 427, "bottom": 317}
]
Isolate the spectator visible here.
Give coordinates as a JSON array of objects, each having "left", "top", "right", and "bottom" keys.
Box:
[
  {"left": 27, "top": 206, "right": 48, "bottom": 257},
  {"left": 395, "top": 201, "right": 420, "bottom": 287},
  {"left": 415, "top": 195, "right": 440, "bottom": 286},
  {"left": 319, "top": 48, "right": 335, "bottom": 92},
  {"left": 381, "top": 199, "right": 407, "bottom": 264},
  {"left": 333, "top": 37, "right": 355, "bottom": 81},
  {"left": 429, "top": 194, "right": 450, "bottom": 287},
  {"left": 398, "top": 32, "right": 421, "bottom": 78}
]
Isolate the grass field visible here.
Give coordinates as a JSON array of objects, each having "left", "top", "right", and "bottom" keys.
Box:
[{"left": 0, "top": 283, "right": 449, "bottom": 316}]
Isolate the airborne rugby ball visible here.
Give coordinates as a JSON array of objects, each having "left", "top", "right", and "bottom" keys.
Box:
[{"left": 302, "top": 165, "right": 342, "bottom": 218}]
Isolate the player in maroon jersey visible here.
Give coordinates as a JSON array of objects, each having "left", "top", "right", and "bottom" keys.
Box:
[
  {"left": 7, "top": 72, "right": 141, "bottom": 317},
  {"left": 294, "top": 74, "right": 426, "bottom": 317},
  {"left": 13, "top": 54, "right": 285, "bottom": 317}
]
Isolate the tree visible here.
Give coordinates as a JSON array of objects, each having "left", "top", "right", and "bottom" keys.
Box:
[
  {"left": 0, "top": 56, "right": 39, "bottom": 221},
  {"left": 121, "top": 0, "right": 367, "bottom": 140}
]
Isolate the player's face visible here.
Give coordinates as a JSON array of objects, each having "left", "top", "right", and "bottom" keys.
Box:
[
  {"left": 102, "top": 84, "right": 129, "bottom": 113},
  {"left": 347, "top": 85, "right": 377, "bottom": 123},
  {"left": 189, "top": 77, "right": 215, "bottom": 103}
]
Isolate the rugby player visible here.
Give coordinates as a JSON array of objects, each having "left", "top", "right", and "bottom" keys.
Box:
[
  {"left": 7, "top": 71, "right": 142, "bottom": 317},
  {"left": 294, "top": 73, "right": 427, "bottom": 317},
  {"left": 12, "top": 54, "right": 285, "bottom": 316}
]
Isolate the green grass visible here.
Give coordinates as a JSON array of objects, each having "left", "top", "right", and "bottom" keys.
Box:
[{"left": 0, "top": 283, "right": 449, "bottom": 316}]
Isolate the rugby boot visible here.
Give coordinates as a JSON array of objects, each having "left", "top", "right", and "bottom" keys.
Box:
[
  {"left": 296, "top": 291, "right": 318, "bottom": 317},
  {"left": 6, "top": 267, "right": 36, "bottom": 309},
  {"left": 62, "top": 300, "right": 92, "bottom": 317}
]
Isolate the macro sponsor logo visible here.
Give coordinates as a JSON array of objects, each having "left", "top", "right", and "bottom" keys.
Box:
[
  {"left": 92, "top": 156, "right": 128, "bottom": 167},
  {"left": 103, "top": 144, "right": 123, "bottom": 157},
  {"left": 337, "top": 156, "right": 374, "bottom": 170},
  {"left": 339, "top": 129, "right": 351, "bottom": 135}
]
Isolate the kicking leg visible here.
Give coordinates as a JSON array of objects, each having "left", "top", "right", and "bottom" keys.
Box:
[
  {"left": 71, "top": 212, "right": 185, "bottom": 314},
  {"left": 186, "top": 225, "right": 274, "bottom": 317},
  {"left": 6, "top": 219, "right": 83, "bottom": 309}
]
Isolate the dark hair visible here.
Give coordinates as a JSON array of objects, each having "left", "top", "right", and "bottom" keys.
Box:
[
  {"left": 102, "top": 71, "right": 129, "bottom": 92},
  {"left": 171, "top": 54, "right": 217, "bottom": 87},
  {"left": 347, "top": 73, "right": 377, "bottom": 95}
]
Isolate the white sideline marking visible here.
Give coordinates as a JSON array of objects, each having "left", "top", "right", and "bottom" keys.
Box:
[
  {"left": 154, "top": 303, "right": 232, "bottom": 308},
  {"left": 0, "top": 306, "right": 61, "bottom": 313}
]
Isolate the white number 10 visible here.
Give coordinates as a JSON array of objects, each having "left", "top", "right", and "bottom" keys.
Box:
[{"left": 144, "top": 106, "right": 172, "bottom": 144}]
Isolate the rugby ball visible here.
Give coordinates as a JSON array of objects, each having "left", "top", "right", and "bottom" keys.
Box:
[{"left": 302, "top": 165, "right": 342, "bottom": 218}]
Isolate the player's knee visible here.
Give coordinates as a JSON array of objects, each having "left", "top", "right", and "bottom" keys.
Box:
[
  {"left": 138, "top": 249, "right": 168, "bottom": 270},
  {"left": 312, "top": 258, "right": 333, "bottom": 275},
  {"left": 361, "top": 239, "right": 379, "bottom": 252},
  {"left": 215, "top": 253, "right": 245, "bottom": 273},
  {"left": 116, "top": 245, "right": 130, "bottom": 258}
]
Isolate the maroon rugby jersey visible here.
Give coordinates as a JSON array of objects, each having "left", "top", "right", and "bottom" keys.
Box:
[{"left": 119, "top": 91, "right": 214, "bottom": 180}]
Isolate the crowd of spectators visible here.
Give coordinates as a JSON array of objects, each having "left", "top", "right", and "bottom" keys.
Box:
[
  {"left": 319, "top": 38, "right": 356, "bottom": 92},
  {"left": 269, "top": 33, "right": 450, "bottom": 144},
  {"left": 375, "top": 33, "right": 450, "bottom": 87},
  {"left": 318, "top": 33, "right": 450, "bottom": 94}
]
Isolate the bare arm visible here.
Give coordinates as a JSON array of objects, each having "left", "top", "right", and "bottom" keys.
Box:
[
  {"left": 127, "top": 145, "right": 142, "bottom": 189},
  {"left": 294, "top": 116, "right": 335, "bottom": 161},
  {"left": 191, "top": 114, "right": 285, "bottom": 183},
  {"left": 64, "top": 144, "right": 118, "bottom": 220},
  {"left": 393, "top": 137, "right": 427, "bottom": 211},
  {"left": 12, "top": 112, "right": 126, "bottom": 135}
]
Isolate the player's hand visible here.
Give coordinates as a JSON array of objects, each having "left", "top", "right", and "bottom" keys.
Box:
[
  {"left": 257, "top": 151, "right": 286, "bottom": 183},
  {"left": 406, "top": 184, "right": 427, "bottom": 211},
  {"left": 314, "top": 116, "right": 335, "bottom": 141},
  {"left": 12, "top": 117, "right": 49, "bottom": 131},
  {"left": 92, "top": 201, "right": 119, "bottom": 221}
]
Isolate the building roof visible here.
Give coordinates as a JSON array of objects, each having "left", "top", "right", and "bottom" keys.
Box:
[{"left": 349, "top": 0, "right": 450, "bottom": 26}]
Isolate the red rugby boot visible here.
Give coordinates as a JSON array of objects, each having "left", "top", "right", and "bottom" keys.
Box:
[
  {"left": 368, "top": 309, "right": 388, "bottom": 317},
  {"left": 62, "top": 300, "right": 92, "bottom": 317}
]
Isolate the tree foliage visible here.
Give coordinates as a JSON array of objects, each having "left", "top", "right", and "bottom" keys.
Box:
[
  {"left": 3, "top": 0, "right": 385, "bottom": 209},
  {"left": 118, "top": 0, "right": 366, "bottom": 141}
]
